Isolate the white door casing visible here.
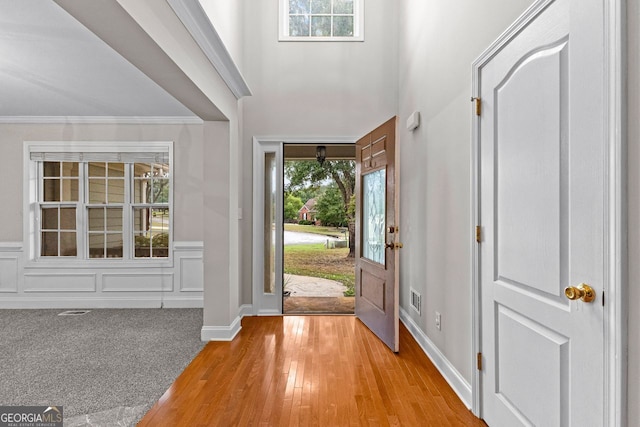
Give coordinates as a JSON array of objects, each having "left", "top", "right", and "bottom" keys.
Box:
[
  {"left": 252, "top": 137, "right": 357, "bottom": 315},
  {"left": 471, "top": 0, "right": 625, "bottom": 425},
  {"left": 252, "top": 139, "right": 284, "bottom": 315}
]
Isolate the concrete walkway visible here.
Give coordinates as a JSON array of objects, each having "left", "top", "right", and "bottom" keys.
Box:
[
  {"left": 282, "top": 230, "right": 341, "bottom": 245},
  {"left": 283, "top": 273, "right": 347, "bottom": 297}
]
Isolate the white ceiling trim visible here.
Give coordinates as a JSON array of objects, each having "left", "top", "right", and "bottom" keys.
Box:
[
  {"left": 0, "top": 116, "right": 204, "bottom": 125},
  {"left": 54, "top": 0, "right": 226, "bottom": 121},
  {"left": 167, "top": 0, "right": 251, "bottom": 100},
  {"left": 253, "top": 136, "right": 358, "bottom": 144}
]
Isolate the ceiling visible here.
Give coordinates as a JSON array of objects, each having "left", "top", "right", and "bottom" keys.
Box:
[
  {"left": 0, "top": 0, "right": 197, "bottom": 120},
  {"left": 284, "top": 144, "right": 356, "bottom": 160}
]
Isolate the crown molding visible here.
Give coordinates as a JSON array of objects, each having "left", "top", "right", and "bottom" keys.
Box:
[{"left": 167, "top": 0, "right": 251, "bottom": 100}]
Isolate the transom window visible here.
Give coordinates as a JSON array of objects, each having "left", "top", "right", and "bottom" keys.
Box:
[
  {"left": 279, "top": 0, "right": 364, "bottom": 41},
  {"left": 28, "top": 143, "right": 172, "bottom": 262}
]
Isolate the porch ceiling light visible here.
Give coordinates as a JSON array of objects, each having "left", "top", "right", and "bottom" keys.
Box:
[{"left": 316, "top": 145, "right": 326, "bottom": 166}]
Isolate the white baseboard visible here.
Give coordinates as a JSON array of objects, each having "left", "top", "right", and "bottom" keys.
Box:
[
  {"left": 400, "top": 307, "right": 472, "bottom": 409},
  {"left": 161, "top": 297, "right": 204, "bottom": 308},
  {"left": 256, "top": 309, "right": 281, "bottom": 316},
  {"left": 199, "top": 305, "right": 252, "bottom": 342},
  {"left": 238, "top": 304, "right": 253, "bottom": 318},
  {"left": 201, "top": 315, "right": 242, "bottom": 341}
]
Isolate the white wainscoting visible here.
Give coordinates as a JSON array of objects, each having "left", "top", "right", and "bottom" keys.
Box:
[
  {"left": 102, "top": 273, "right": 173, "bottom": 292},
  {"left": 0, "top": 243, "right": 21, "bottom": 293},
  {"left": 180, "top": 256, "right": 204, "bottom": 292},
  {"left": 24, "top": 273, "right": 97, "bottom": 292},
  {"left": 0, "top": 241, "right": 203, "bottom": 308}
]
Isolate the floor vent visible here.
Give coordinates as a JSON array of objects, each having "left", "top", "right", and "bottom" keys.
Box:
[
  {"left": 58, "top": 310, "right": 91, "bottom": 316},
  {"left": 410, "top": 288, "right": 421, "bottom": 315}
]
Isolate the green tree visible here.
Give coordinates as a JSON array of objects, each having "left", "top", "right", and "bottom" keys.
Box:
[
  {"left": 147, "top": 178, "right": 169, "bottom": 203},
  {"left": 285, "top": 159, "right": 355, "bottom": 257},
  {"left": 316, "top": 186, "right": 347, "bottom": 226},
  {"left": 284, "top": 193, "right": 303, "bottom": 222},
  {"left": 291, "top": 187, "right": 317, "bottom": 205}
]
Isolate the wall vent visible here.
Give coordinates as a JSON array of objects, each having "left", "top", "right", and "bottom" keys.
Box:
[
  {"left": 410, "top": 288, "right": 421, "bottom": 315},
  {"left": 58, "top": 310, "right": 91, "bottom": 316}
]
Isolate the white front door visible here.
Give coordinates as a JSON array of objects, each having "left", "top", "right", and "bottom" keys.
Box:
[{"left": 476, "top": 0, "right": 606, "bottom": 425}]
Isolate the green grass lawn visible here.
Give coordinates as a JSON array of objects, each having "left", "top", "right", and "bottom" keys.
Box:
[
  {"left": 284, "top": 243, "right": 355, "bottom": 296},
  {"left": 284, "top": 223, "right": 348, "bottom": 238}
]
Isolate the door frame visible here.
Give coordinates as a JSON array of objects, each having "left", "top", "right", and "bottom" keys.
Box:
[
  {"left": 469, "top": 0, "right": 627, "bottom": 424},
  {"left": 252, "top": 136, "right": 357, "bottom": 315}
]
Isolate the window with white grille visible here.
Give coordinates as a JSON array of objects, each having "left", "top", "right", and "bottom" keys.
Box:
[
  {"left": 27, "top": 142, "right": 172, "bottom": 262},
  {"left": 279, "top": 0, "right": 364, "bottom": 41}
]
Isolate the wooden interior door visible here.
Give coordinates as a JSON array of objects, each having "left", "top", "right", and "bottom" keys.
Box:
[
  {"left": 355, "top": 117, "right": 400, "bottom": 352},
  {"left": 477, "top": 0, "right": 606, "bottom": 425}
]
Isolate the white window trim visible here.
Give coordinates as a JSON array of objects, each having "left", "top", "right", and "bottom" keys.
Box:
[
  {"left": 23, "top": 141, "right": 174, "bottom": 269},
  {"left": 278, "top": 0, "right": 364, "bottom": 42}
]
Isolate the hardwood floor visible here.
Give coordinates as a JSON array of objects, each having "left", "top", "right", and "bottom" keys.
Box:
[{"left": 138, "top": 316, "right": 485, "bottom": 426}]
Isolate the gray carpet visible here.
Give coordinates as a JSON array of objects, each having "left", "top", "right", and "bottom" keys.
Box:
[{"left": 0, "top": 308, "right": 205, "bottom": 425}]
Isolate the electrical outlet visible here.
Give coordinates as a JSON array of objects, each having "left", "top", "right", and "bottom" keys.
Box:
[{"left": 435, "top": 312, "right": 441, "bottom": 331}]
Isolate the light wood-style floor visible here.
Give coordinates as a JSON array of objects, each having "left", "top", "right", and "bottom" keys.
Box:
[{"left": 138, "top": 316, "right": 486, "bottom": 426}]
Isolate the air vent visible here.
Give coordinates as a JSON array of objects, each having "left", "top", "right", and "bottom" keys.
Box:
[
  {"left": 58, "top": 310, "right": 91, "bottom": 316},
  {"left": 410, "top": 288, "right": 421, "bottom": 315}
]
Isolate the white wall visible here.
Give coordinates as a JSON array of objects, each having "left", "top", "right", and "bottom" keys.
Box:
[
  {"left": 397, "top": 1, "right": 637, "bottom": 420},
  {"left": 199, "top": 0, "right": 244, "bottom": 70},
  {"left": 0, "top": 123, "right": 206, "bottom": 307},
  {"left": 240, "top": 0, "right": 398, "bottom": 303},
  {"left": 626, "top": 0, "right": 639, "bottom": 423},
  {"left": 0, "top": 124, "right": 205, "bottom": 241},
  {"left": 116, "top": 0, "right": 243, "bottom": 334},
  {"left": 397, "top": 0, "right": 534, "bottom": 389},
  {"left": 2, "top": 0, "right": 243, "bottom": 333}
]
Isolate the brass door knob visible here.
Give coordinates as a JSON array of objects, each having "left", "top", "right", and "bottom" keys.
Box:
[{"left": 564, "top": 283, "right": 596, "bottom": 303}]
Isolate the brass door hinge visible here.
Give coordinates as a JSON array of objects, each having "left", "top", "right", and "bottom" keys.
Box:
[
  {"left": 475, "top": 225, "right": 481, "bottom": 243},
  {"left": 477, "top": 352, "right": 483, "bottom": 371},
  {"left": 471, "top": 97, "right": 481, "bottom": 116}
]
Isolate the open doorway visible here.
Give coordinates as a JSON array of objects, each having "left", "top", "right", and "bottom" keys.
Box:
[{"left": 283, "top": 144, "right": 356, "bottom": 314}]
